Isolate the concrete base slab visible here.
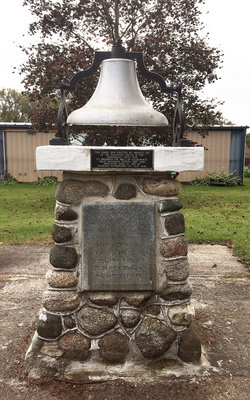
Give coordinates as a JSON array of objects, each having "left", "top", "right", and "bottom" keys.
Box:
[{"left": 26, "top": 347, "right": 211, "bottom": 383}]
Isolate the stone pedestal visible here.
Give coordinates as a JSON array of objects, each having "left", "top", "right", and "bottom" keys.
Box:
[{"left": 25, "top": 146, "right": 204, "bottom": 382}]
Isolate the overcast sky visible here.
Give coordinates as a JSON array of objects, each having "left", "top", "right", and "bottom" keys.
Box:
[{"left": 0, "top": 0, "right": 249, "bottom": 129}]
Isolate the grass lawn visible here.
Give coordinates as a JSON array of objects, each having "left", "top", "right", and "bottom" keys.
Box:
[
  {"left": 0, "top": 185, "right": 56, "bottom": 244},
  {"left": 179, "top": 177, "right": 250, "bottom": 262},
  {"left": 0, "top": 178, "right": 249, "bottom": 261}
]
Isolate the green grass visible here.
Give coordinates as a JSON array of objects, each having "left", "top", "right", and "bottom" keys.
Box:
[
  {"left": 0, "top": 179, "right": 249, "bottom": 262},
  {"left": 0, "top": 185, "right": 56, "bottom": 244},
  {"left": 179, "top": 178, "right": 250, "bottom": 261}
]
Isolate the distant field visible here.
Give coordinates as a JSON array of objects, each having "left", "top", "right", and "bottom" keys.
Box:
[{"left": 0, "top": 178, "right": 249, "bottom": 261}]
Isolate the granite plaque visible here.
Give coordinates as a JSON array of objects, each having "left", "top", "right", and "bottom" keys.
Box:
[
  {"left": 91, "top": 149, "right": 153, "bottom": 169},
  {"left": 81, "top": 202, "right": 155, "bottom": 291}
]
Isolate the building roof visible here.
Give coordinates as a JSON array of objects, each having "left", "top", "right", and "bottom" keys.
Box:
[
  {"left": 0, "top": 122, "right": 32, "bottom": 129},
  {"left": 193, "top": 125, "right": 248, "bottom": 132}
]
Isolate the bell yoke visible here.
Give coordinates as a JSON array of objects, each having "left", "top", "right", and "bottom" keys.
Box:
[{"left": 51, "top": 39, "right": 184, "bottom": 146}]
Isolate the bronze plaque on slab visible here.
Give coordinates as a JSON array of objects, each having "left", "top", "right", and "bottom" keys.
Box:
[{"left": 91, "top": 149, "right": 153, "bottom": 169}]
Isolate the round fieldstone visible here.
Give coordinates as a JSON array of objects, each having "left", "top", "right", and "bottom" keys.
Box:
[
  {"left": 163, "top": 258, "right": 190, "bottom": 281},
  {"left": 160, "top": 236, "right": 188, "bottom": 258},
  {"left": 123, "top": 292, "right": 152, "bottom": 307},
  {"left": 50, "top": 245, "right": 77, "bottom": 269},
  {"left": 43, "top": 291, "right": 81, "bottom": 312},
  {"left": 37, "top": 311, "right": 62, "bottom": 339},
  {"left": 145, "top": 305, "right": 161, "bottom": 315},
  {"left": 165, "top": 213, "right": 185, "bottom": 235},
  {"left": 158, "top": 199, "right": 183, "bottom": 213},
  {"left": 63, "top": 315, "right": 76, "bottom": 329},
  {"left": 178, "top": 325, "right": 201, "bottom": 362},
  {"left": 55, "top": 206, "right": 78, "bottom": 221},
  {"left": 168, "top": 304, "right": 194, "bottom": 326},
  {"left": 120, "top": 310, "right": 141, "bottom": 328},
  {"left": 77, "top": 306, "right": 117, "bottom": 336},
  {"left": 135, "top": 318, "right": 177, "bottom": 359},
  {"left": 86, "top": 292, "right": 119, "bottom": 307},
  {"left": 160, "top": 282, "right": 193, "bottom": 301},
  {"left": 56, "top": 180, "right": 109, "bottom": 204},
  {"left": 114, "top": 183, "right": 136, "bottom": 200},
  {"left": 52, "top": 224, "right": 72, "bottom": 243},
  {"left": 46, "top": 270, "right": 77, "bottom": 288},
  {"left": 59, "top": 332, "right": 90, "bottom": 361},
  {"left": 99, "top": 332, "right": 130, "bottom": 362},
  {"left": 143, "top": 178, "right": 181, "bottom": 197},
  {"left": 169, "top": 312, "right": 191, "bottom": 326}
]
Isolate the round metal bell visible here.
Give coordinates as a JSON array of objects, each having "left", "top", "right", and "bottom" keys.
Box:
[{"left": 67, "top": 58, "right": 168, "bottom": 126}]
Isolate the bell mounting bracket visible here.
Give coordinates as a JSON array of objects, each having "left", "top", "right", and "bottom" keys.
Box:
[{"left": 50, "top": 39, "right": 184, "bottom": 146}]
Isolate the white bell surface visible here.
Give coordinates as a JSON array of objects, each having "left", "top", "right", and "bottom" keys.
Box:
[{"left": 67, "top": 59, "right": 169, "bottom": 126}]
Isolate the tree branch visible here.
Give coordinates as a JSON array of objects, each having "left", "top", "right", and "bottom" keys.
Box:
[
  {"left": 114, "top": 0, "right": 119, "bottom": 41},
  {"left": 122, "top": 3, "right": 159, "bottom": 49},
  {"left": 99, "top": 0, "right": 115, "bottom": 42}
]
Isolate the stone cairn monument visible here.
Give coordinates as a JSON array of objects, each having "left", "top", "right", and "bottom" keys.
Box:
[
  {"left": 26, "top": 146, "right": 204, "bottom": 381},
  {"left": 25, "top": 42, "right": 204, "bottom": 381}
]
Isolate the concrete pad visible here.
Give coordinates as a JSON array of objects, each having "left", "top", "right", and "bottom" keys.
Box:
[
  {"left": 188, "top": 244, "right": 246, "bottom": 277},
  {"left": 0, "top": 244, "right": 50, "bottom": 276},
  {"left": 0, "top": 243, "right": 249, "bottom": 399}
]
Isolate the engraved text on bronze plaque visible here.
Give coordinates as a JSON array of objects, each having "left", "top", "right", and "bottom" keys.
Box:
[
  {"left": 81, "top": 202, "right": 155, "bottom": 291},
  {"left": 91, "top": 149, "right": 153, "bottom": 169}
]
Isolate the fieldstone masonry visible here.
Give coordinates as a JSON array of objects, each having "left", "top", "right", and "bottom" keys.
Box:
[{"left": 26, "top": 171, "right": 202, "bottom": 380}]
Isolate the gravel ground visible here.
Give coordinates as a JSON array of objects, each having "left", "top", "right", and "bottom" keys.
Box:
[{"left": 0, "top": 243, "right": 249, "bottom": 400}]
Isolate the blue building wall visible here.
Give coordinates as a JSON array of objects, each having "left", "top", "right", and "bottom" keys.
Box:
[
  {"left": 229, "top": 128, "right": 246, "bottom": 183},
  {"left": 0, "top": 129, "right": 7, "bottom": 178}
]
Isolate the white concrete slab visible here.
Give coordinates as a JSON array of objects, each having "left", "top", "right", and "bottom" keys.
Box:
[{"left": 36, "top": 145, "right": 204, "bottom": 172}]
